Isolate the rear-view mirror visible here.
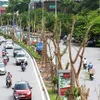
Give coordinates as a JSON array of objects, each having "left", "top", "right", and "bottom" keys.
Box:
[{"left": 30, "top": 87, "right": 32, "bottom": 89}]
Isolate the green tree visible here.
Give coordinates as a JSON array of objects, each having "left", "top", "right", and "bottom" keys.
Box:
[
  {"left": 78, "top": 0, "right": 99, "bottom": 11},
  {"left": 6, "top": 0, "right": 30, "bottom": 13},
  {"left": 59, "top": 0, "right": 79, "bottom": 14}
]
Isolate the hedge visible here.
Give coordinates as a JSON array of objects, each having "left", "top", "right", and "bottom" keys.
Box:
[{"left": 0, "top": 33, "right": 40, "bottom": 60}]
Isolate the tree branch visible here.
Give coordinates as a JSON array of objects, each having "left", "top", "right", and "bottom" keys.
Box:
[{"left": 73, "top": 25, "right": 92, "bottom": 63}]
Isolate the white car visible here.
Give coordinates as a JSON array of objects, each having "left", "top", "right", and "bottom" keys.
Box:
[
  {"left": 15, "top": 52, "right": 28, "bottom": 65},
  {"left": 0, "top": 36, "right": 5, "bottom": 44},
  {"left": 0, "top": 36, "right": 5, "bottom": 42},
  {"left": 6, "top": 39, "right": 13, "bottom": 44},
  {"left": 0, "top": 62, "right": 6, "bottom": 75},
  {"left": 5, "top": 43, "right": 13, "bottom": 49},
  {"left": 13, "top": 47, "right": 23, "bottom": 57}
]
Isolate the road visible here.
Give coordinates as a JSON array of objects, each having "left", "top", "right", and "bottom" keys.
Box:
[
  {"left": 0, "top": 43, "right": 45, "bottom": 100},
  {"left": 47, "top": 39, "right": 100, "bottom": 100}
]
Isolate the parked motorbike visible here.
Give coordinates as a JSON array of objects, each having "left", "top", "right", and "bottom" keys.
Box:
[
  {"left": 6, "top": 78, "right": 11, "bottom": 88},
  {"left": 83, "top": 64, "right": 87, "bottom": 69},
  {"left": 89, "top": 74, "right": 94, "bottom": 80}
]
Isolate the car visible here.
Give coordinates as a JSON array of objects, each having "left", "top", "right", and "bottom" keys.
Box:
[
  {"left": 0, "top": 62, "right": 6, "bottom": 75},
  {"left": 13, "top": 47, "right": 23, "bottom": 57},
  {"left": 0, "top": 36, "right": 5, "bottom": 44},
  {"left": 15, "top": 52, "right": 28, "bottom": 65},
  {"left": 0, "top": 36, "right": 5, "bottom": 42},
  {"left": 6, "top": 39, "right": 13, "bottom": 44},
  {"left": 12, "top": 81, "right": 32, "bottom": 100},
  {"left": 5, "top": 43, "right": 13, "bottom": 49},
  {"left": 86, "top": 39, "right": 97, "bottom": 47}
]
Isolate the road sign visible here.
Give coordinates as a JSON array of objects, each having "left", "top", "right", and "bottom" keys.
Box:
[{"left": 58, "top": 70, "right": 71, "bottom": 97}]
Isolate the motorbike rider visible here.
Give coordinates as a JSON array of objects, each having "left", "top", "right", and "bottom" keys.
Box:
[
  {"left": 63, "top": 35, "right": 67, "bottom": 44},
  {"left": 83, "top": 58, "right": 87, "bottom": 69},
  {"left": 88, "top": 62, "right": 93, "bottom": 71},
  {"left": 4, "top": 46, "right": 6, "bottom": 52},
  {"left": 88, "top": 62, "right": 94, "bottom": 80},
  {"left": 5, "top": 52, "right": 9, "bottom": 61},
  {"left": 6, "top": 72, "right": 12, "bottom": 85},
  {"left": 21, "top": 60, "right": 26, "bottom": 69},
  {"left": 3, "top": 56, "right": 8, "bottom": 65},
  {"left": 2, "top": 50, "right": 5, "bottom": 56}
]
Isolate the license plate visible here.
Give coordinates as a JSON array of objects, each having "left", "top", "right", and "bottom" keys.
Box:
[{"left": 19, "top": 95, "right": 25, "bottom": 97}]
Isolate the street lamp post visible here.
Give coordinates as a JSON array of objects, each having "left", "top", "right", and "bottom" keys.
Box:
[{"left": 13, "top": 3, "right": 21, "bottom": 27}]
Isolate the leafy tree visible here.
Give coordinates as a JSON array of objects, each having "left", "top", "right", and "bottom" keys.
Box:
[
  {"left": 78, "top": 0, "right": 99, "bottom": 11},
  {"left": 74, "top": 15, "right": 88, "bottom": 42},
  {"left": 59, "top": 0, "right": 80, "bottom": 14},
  {"left": 21, "top": 12, "right": 28, "bottom": 29},
  {"left": 7, "top": 0, "right": 30, "bottom": 13}
]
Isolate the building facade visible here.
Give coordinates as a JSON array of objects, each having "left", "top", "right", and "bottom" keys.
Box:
[{"left": 0, "top": 0, "right": 8, "bottom": 14}]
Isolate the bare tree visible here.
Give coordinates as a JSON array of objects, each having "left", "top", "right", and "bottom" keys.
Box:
[{"left": 68, "top": 15, "right": 92, "bottom": 100}]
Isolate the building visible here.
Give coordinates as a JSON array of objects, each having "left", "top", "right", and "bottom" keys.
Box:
[
  {"left": 0, "top": 0, "right": 9, "bottom": 14},
  {"left": 30, "top": 0, "right": 60, "bottom": 12}
]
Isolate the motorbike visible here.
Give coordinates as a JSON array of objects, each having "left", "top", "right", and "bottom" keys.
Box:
[
  {"left": 3, "top": 58, "right": 8, "bottom": 66},
  {"left": 89, "top": 68, "right": 95, "bottom": 81},
  {"left": 83, "top": 63, "right": 87, "bottom": 69},
  {"left": 21, "top": 62, "right": 26, "bottom": 72},
  {"left": 6, "top": 52, "right": 9, "bottom": 62},
  {"left": 6, "top": 78, "right": 11, "bottom": 88},
  {"left": 14, "top": 95, "right": 19, "bottom": 100},
  {"left": 2, "top": 50, "right": 6, "bottom": 57},
  {"left": 89, "top": 74, "right": 94, "bottom": 80}
]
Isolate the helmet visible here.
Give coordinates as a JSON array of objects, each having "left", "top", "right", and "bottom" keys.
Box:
[{"left": 8, "top": 72, "right": 10, "bottom": 74}]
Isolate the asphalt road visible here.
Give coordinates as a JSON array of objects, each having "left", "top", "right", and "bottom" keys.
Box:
[
  {"left": 0, "top": 43, "right": 45, "bottom": 100},
  {"left": 47, "top": 39, "right": 100, "bottom": 100}
]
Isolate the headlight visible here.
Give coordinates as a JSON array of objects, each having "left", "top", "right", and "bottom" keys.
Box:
[
  {"left": 15, "top": 93, "right": 19, "bottom": 97},
  {"left": 27, "top": 91, "right": 30, "bottom": 95},
  {"left": 15, "top": 94, "right": 19, "bottom": 99}
]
